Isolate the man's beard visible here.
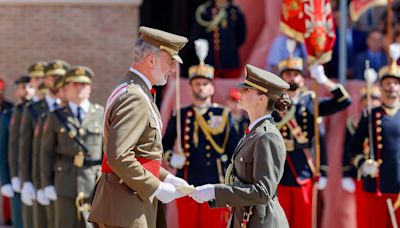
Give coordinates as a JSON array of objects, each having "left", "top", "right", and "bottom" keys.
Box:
[
  {"left": 193, "top": 92, "right": 208, "bottom": 101},
  {"left": 382, "top": 88, "right": 400, "bottom": 99},
  {"left": 288, "top": 82, "right": 300, "bottom": 91},
  {"left": 154, "top": 75, "right": 167, "bottom": 86}
]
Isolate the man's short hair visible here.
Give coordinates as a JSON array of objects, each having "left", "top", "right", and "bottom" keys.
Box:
[{"left": 132, "top": 38, "right": 161, "bottom": 63}]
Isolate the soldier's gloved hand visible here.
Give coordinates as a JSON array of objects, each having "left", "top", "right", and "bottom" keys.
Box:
[
  {"left": 155, "top": 182, "right": 184, "bottom": 204},
  {"left": 37, "top": 189, "right": 50, "bottom": 206},
  {"left": 341, "top": 177, "right": 355, "bottom": 193},
  {"left": 1, "top": 184, "right": 14, "bottom": 198},
  {"left": 310, "top": 64, "right": 328, "bottom": 84},
  {"left": 361, "top": 160, "right": 379, "bottom": 177},
  {"left": 21, "top": 182, "right": 36, "bottom": 206},
  {"left": 164, "top": 174, "right": 189, "bottom": 188},
  {"left": 44, "top": 185, "right": 58, "bottom": 201},
  {"left": 317, "top": 176, "right": 328, "bottom": 190},
  {"left": 190, "top": 184, "right": 215, "bottom": 204},
  {"left": 170, "top": 153, "right": 186, "bottom": 169},
  {"left": 11, "top": 177, "right": 21, "bottom": 192}
]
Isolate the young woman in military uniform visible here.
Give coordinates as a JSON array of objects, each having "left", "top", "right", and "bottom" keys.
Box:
[{"left": 191, "top": 64, "right": 290, "bottom": 228}]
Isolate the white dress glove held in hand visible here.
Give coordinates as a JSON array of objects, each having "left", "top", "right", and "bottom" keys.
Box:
[
  {"left": 44, "top": 185, "right": 58, "bottom": 201},
  {"left": 310, "top": 64, "right": 329, "bottom": 84},
  {"left": 1, "top": 184, "right": 14, "bottom": 198},
  {"left": 155, "top": 182, "right": 184, "bottom": 204},
  {"left": 190, "top": 184, "right": 215, "bottom": 204},
  {"left": 317, "top": 176, "right": 327, "bottom": 190},
  {"left": 170, "top": 153, "right": 186, "bottom": 169},
  {"left": 361, "top": 162, "right": 379, "bottom": 177},
  {"left": 11, "top": 177, "right": 21, "bottom": 192},
  {"left": 21, "top": 182, "right": 36, "bottom": 206},
  {"left": 36, "top": 189, "right": 50, "bottom": 206},
  {"left": 164, "top": 174, "right": 189, "bottom": 187},
  {"left": 341, "top": 177, "right": 355, "bottom": 193}
]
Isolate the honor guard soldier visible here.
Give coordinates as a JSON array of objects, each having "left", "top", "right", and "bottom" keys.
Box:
[
  {"left": 272, "top": 56, "right": 352, "bottom": 228},
  {"left": 89, "top": 27, "right": 189, "bottom": 228},
  {"left": 343, "top": 86, "right": 381, "bottom": 228},
  {"left": 33, "top": 60, "right": 69, "bottom": 228},
  {"left": 1, "top": 76, "right": 33, "bottom": 228},
  {"left": 192, "top": 0, "right": 246, "bottom": 78},
  {"left": 351, "top": 48, "right": 400, "bottom": 227},
  {"left": 13, "top": 61, "right": 46, "bottom": 228},
  {"left": 225, "top": 88, "right": 249, "bottom": 137},
  {"left": 40, "top": 65, "right": 103, "bottom": 228},
  {"left": 19, "top": 60, "right": 68, "bottom": 228},
  {"left": 163, "top": 39, "right": 239, "bottom": 228},
  {"left": 0, "top": 79, "right": 13, "bottom": 112}
]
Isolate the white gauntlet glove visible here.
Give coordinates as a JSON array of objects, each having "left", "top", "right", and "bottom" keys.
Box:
[
  {"left": 11, "top": 177, "right": 21, "bottom": 192},
  {"left": 341, "top": 178, "right": 355, "bottom": 193},
  {"left": 21, "top": 182, "right": 35, "bottom": 206},
  {"left": 36, "top": 189, "right": 50, "bottom": 206},
  {"left": 310, "top": 64, "right": 329, "bottom": 84},
  {"left": 317, "top": 176, "right": 328, "bottom": 190},
  {"left": 164, "top": 174, "right": 189, "bottom": 187},
  {"left": 155, "top": 182, "right": 184, "bottom": 204},
  {"left": 1, "top": 184, "right": 14, "bottom": 198},
  {"left": 190, "top": 184, "right": 215, "bottom": 204},
  {"left": 44, "top": 185, "right": 58, "bottom": 201}
]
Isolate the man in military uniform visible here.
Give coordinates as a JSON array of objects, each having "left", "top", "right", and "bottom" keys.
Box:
[
  {"left": 191, "top": 0, "right": 246, "bottom": 78},
  {"left": 272, "top": 57, "right": 352, "bottom": 228},
  {"left": 351, "top": 61, "right": 400, "bottom": 227},
  {"left": 40, "top": 65, "right": 103, "bottom": 228},
  {"left": 31, "top": 60, "right": 69, "bottom": 228},
  {"left": 343, "top": 86, "right": 381, "bottom": 228},
  {"left": 19, "top": 60, "right": 68, "bottom": 228},
  {"left": 89, "top": 27, "right": 189, "bottom": 228},
  {"left": 163, "top": 41, "right": 239, "bottom": 228},
  {"left": 10, "top": 61, "right": 46, "bottom": 228},
  {"left": 0, "top": 79, "right": 13, "bottom": 113},
  {"left": 6, "top": 76, "right": 35, "bottom": 228}
]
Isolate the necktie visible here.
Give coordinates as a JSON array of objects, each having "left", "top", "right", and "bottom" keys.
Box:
[{"left": 77, "top": 107, "right": 83, "bottom": 123}]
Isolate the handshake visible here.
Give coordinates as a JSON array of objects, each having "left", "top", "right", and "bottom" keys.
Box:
[{"left": 155, "top": 174, "right": 215, "bottom": 204}]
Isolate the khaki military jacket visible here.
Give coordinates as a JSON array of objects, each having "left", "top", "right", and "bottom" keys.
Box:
[
  {"left": 8, "top": 103, "right": 26, "bottom": 179},
  {"left": 89, "top": 71, "right": 169, "bottom": 228},
  {"left": 210, "top": 118, "right": 289, "bottom": 228},
  {"left": 19, "top": 99, "right": 49, "bottom": 183},
  {"left": 40, "top": 102, "right": 104, "bottom": 199}
]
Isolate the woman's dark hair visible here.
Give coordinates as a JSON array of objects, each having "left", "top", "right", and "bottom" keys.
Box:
[{"left": 257, "top": 90, "right": 291, "bottom": 112}]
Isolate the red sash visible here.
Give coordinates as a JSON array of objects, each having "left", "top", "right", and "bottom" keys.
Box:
[{"left": 101, "top": 153, "right": 161, "bottom": 179}]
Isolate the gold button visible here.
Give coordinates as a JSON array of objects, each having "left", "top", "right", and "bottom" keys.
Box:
[
  {"left": 377, "top": 135, "right": 382, "bottom": 141},
  {"left": 240, "top": 157, "right": 244, "bottom": 162},
  {"left": 59, "top": 127, "right": 65, "bottom": 133},
  {"left": 206, "top": 145, "right": 211, "bottom": 150},
  {"left": 186, "top": 161, "right": 190, "bottom": 166},
  {"left": 184, "top": 144, "right": 190, "bottom": 149},
  {"left": 185, "top": 153, "right": 190, "bottom": 157},
  {"left": 376, "top": 113, "right": 381, "bottom": 118},
  {"left": 303, "top": 119, "right": 307, "bottom": 123},
  {"left": 79, "top": 128, "right": 86, "bottom": 136},
  {"left": 206, "top": 161, "right": 211, "bottom": 166},
  {"left": 378, "top": 144, "right": 383, "bottom": 149},
  {"left": 184, "top": 135, "right": 190, "bottom": 140},
  {"left": 187, "top": 112, "right": 193, "bottom": 117},
  {"left": 376, "top": 120, "right": 382, "bottom": 125},
  {"left": 206, "top": 153, "right": 211, "bottom": 158},
  {"left": 304, "top": 132, "right": 308, "bottom": 136},
  {"left": 185, "top": 127, "right": 190, "bottom": 132},
  {"left": 68, "top": 131, "right": 77, "bottom": 138},
  {"left": 119, "top": 179, "right": 124, "bottom": 184},
  {"left": 57, "top": 166, "right": 62, "bottom": 171},
  {"left": 186, "top": 119, "right": 191, "bottom": 124},
  {"left": 377, "top": 127, "right": 382, "bottom": 133},
  {"left": 378, "top": 159, "right": 383, "bottom": 164},
  {"left": 302, "top": 112, "right": 307, "bottom": 116}
]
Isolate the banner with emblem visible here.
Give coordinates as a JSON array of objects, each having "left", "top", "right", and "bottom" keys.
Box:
[
  {"left": 349, "top": 0, "right": 388, "bottom": 22},
  {"left": 280, "top": 0, "right": 336, "bottom": 65}
]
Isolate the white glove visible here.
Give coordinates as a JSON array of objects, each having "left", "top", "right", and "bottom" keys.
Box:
[
  {"left": 317, "top": 176, "right": 328, "bottom": 190},
  {"left": 361, "top": 160, "right": 379, "bottom": 177},
  {"left": 21, "top": 182, "right": 36, "bottom": 206},
  {"left": 36, "top": 189, "right": 50, "bottom": 206},
  {"left": 155, "top": 182, "right": 184, "bottom": 204},
  {"left": 310, "top": 64, "right": 329, "bottom": 84},
  {"left": 190, "top": 184, "right": 215, "bottom": 204},
  {"left": 11, "top": 177, "right": 21, "bottom": 193},
  {"left": 341, "top": 177, "right": 355, "bottom": 193},
  {"left": 170, "top": 153, "right": 186, "bottom": 169},
  {"left": 1, "top": 184, "right": 14, "bottom": 198},
  {"left": 164, "top": 174, "right": 189, "bottom": 187},
  {"left": 44, "top": 185, "right": 57, "bottom": 201}
]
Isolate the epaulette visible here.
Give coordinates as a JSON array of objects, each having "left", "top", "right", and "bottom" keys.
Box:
[{"left": 346, "top": 118, "right": 356, "bottom": 135}]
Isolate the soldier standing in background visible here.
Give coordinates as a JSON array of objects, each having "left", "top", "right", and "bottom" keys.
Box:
[{"left": 40, "top": 66, "right": 103, "bottom": 228}]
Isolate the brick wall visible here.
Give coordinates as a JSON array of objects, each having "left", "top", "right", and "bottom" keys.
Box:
[{"left": 0, "top": 0, "right": 142, "bottom": 105}]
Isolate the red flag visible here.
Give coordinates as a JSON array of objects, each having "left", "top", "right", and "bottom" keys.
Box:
[
  {"left": 350, "top": 0, "right": 388, "bottom": 22},
  {"left": 280, "top": 0, "right": 336, "bottom": 65}
]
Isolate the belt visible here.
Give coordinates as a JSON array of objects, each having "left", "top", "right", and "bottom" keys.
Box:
[
  {"left": 58, "top": 154, "right": 102, "bottom": 167},
  {"left": 101, "top": 153, "right": 161, "bottom": 179}
]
